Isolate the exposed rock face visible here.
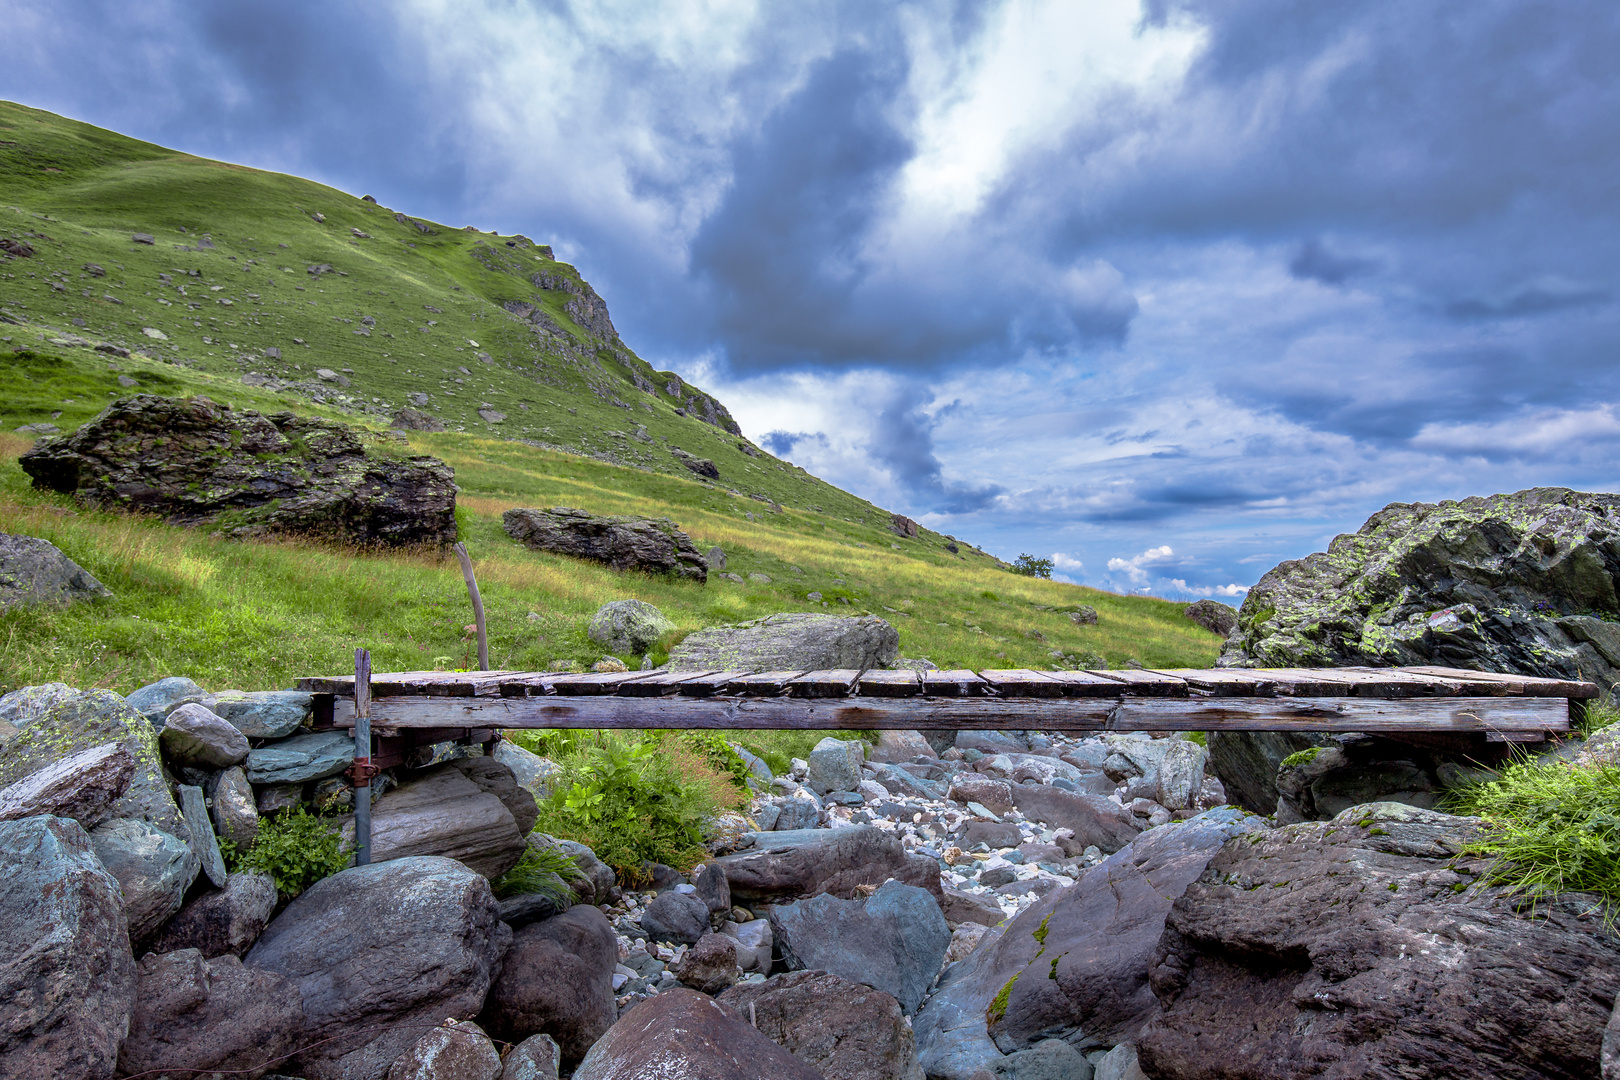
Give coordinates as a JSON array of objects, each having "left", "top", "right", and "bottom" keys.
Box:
[
  {"left": 19, "top": 395, "right": 458, "bottom": 546},
  {"left": 1183, "top": 599, "right": 1237, "bottom": 637},
  {"left": 386, "top": 1020, "right": 502, "bottom": 1080},
  {"left": 714, "top": 824, "right": 944, "bottom": 904},
  {"left": 1138, "top": 803, "right": 1620, "bottom": 1080},
  {"left": 1206, "top": 731, "right": 1330, "bottom": 815},
  {"left": 0, "top": 815, "right": 137, "bottom": 1080},
  {"left": 0, "top": 740, "right": 134, "bottom": 826},
  {"left": 503, "top": 506, "right": 707, "bottom": 582},
  {"left": 1221, "top": 487, "right": 1620, "bottom": 696},
  {"left": 481, "top": 905, "right": 618, "bottom": 1067},
  {"left": 0, "top": 532, "right": 111, "bottom": 609},
  {"left": 669, "top": 612, "right": 900, "bottom": 671},
  {"left": 573, "top": 989, "right": 823, "bottom": 1080},
  {"left": 147, "top": 871, "right": 278, "bottom": 958},
  {"left": 587, "top": 598, "right": 675, "bottom": 655},
  {"left": 771, "top": 879, "right": 950, "bottom": 1015},
  {"left": 719, "top": 970, "right": 925, "bottom": 1080},
  {"left": 913, "top": 808, "right": 1267, "bottom": 1080},
  {"left": 246, "top": 856, "right": 510, "bottom": 1080},
  {"left": 349, "top": 762, "right": 529, "bottom": 878},
  {"left": 89, "top": 817, "right": 199, "bottom": 942},
  {"left": 117, "top": 948, "right": 306, "bottom": 1080}
]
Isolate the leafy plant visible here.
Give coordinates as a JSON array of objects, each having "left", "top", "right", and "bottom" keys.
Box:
[
  {"left": 1012, "top": 554, "right": 1053, "bottom": 579},
  {"left": 219, "top": 807, "right": 351, "bottom": 899}
]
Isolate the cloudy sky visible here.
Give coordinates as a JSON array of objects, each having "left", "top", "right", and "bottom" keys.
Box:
[{"left": 8, "top": 0, "right": 1619, "bottom": 598}]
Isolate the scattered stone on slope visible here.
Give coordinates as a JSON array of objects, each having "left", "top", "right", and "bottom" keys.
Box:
[
  {"left": 715, "top": 824, "right": 944, "bottom": 904},
  {"left": 480, "top": 905, "right": 618, "bottom": 1067},
  {"left": 1182, "top": 599, "right": 1237, "bottom": 637},
  {"left": 386, "top": 1020, "right": 502, "bottom": 1080},
  {"left": 246, "top": 856, "right": 510, "bottom": 1080},
  {"left": 719, "top": 969, "right": 926, "bottom": 1080},
  {"left": 19, "top": 395, "right": 458, "bottom": 546},
  {"left": 1138, "top": 803, "right": 1620, "bottom": 1080},
  {"left": 672, "top": 447, "right": 720, "bottom": 478},
  {"left": 147, "top": 870, "right": 278, "bottom": 958},
  {"left": 572, "top": 989, "right": 823, "bottom": 1080},
  {"left": 343, "top": 762, "right": 528, "bottom": 878},
  {"left": 391, "top": 406, "right": 446, "bottom": 432},
  {"left": 502, "top": 506, "right": 707, "bottom": 582},
  {"left": 586, "top": 598, "right": 675, "bottom": 655},
  {"left": 0, "top": 815, "right": 136, "bottom": 1080},
  {"left": 0, "top": 740, "right": 134, "bottom": 826},
  {"left": 668, "top": 612, "right": 899, "bottom": 671},
  {"left": 89, "top": 816, "right": 199, "bottom": 942},
  {"left": 0, "top": 532, "right": 112, "bottom": 609}
]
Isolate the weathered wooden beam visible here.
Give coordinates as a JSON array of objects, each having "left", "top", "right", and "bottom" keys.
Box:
[
  {"left": 978, "top": 669, "right": 1066, "bottom": 697},
  {"left": 789, "top": 670, "right": 863, "bottom": 698},
  {"left": 922, "top": 670, "right": 990, "bottom": 696},
  {"left": 857, "top": 670, "right": 922, "bottom": 697},
  {"left": 1398, "top": 666, "right": 1600, "bottom": 699},
  {"left": 328, "top": 694, "right": 1569, "bottom": 735}
]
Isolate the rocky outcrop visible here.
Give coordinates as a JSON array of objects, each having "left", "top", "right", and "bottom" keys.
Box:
[
  {"left": 669, "top": 612, "right": 900, "bottom": 671},
  {"left": 246, "top": 856, "right": 510, "bottom": 1080},
  {"left": 19, "top": 395, "right": 458, "bottom": 546},
  {"left": 88, "top": 816, "right": 199, "bottom": 942},
  {"left": 573, "top": 989, "right": 823, "bottom": 1080},
  {"left": 1183, "top": 599, "right": 1237, "bottom": 637},
  {"left": 0, "top": 815, "right": 137, "bottom": 1080},
  {"left": 0, "top": 740, "right": 135, "bottom": 826},
  {"left": 503, "top": 506, "right": 707, "bottom": 582},
  {"left": 1220, "top": 487, "right": 1620, "bottom": 696},
  {"left": 719, "top": 970, "right": 925, "bottom": 1080},
  {"left": 587, "top": 599, "right": 675, "bottom": 655},
  {"left": 0, "top": 532, "right": 111, "bottom": 610},
  {"left": 481, "top": 905, "right": 618, "bottom": 1067},
  {"left": 1206, "top": 730, "right": 1330, "bottom": 814},
  {"left": 1138, "top": 803, "right": 1620, "bottom": 1080},
  {"left": 715, "top": 824, "right": 944, "bottom": 904}
]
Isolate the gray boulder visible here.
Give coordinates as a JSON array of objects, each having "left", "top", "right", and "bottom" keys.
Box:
[
  {"left": 807, "top": 736, "right": 865, "bottom": 794},
  {"left": 716, "top": 824, "right": 943, "bottom": 904},
  {"left": 449, "top": 755, "right": 540, "bottom": 835},
  {"left": 247, "top": 856, "right": 510, "bottom": 1080},
  {"left": 0, "top": 815, "right": 136, "bottom": 1080},
  {"left": 870, "top": 729, "right": 938, "bottom": 763},
  {"left": 89, "top": 817, "right": 199, "bottom": 942},
  {"left": 672, "top": 931, "right": 740, "bottom": 994},
  {"left": 480, "top": 905, "right": 617, "bottom": 1066},
  {"left": 246, "top": 728, "right": 355, "bottom": 785},
  {"left": 211, "top": 765, "right": 260, "bottom": 846},
  {"left": 955, "top": 730, "right": 1030, "bottom": 755},
  {"left": 179, "top": 783, "right": 228, "bottom": 887},
  {"left": 502, "top": 506, "right": 707, "bottom": 582},
  {"left": 1095, "top": 1044, "right": 1147, "bottom": 1080},
  {"left": 720, "top": 917, "right": 773, "bottom": 973},
  {"left": 117, "top": 948, "right": 306, "bottom": 1080},
  {"left": 548, "top": 836, "right": 615, "bottom": 902},
  {"left": 0, "top": 740, "right": 135, "bottom": 827},
  {"left": 1000, "top": 1039, "right": 1095, "bottom": 1080},
  {"left": 500, "top": 1033, "right": 561, "bottom": 1080},
  {"left": 1010, "top": 785, "right": 1140, "bottom": 853},
  {"left": 640, "top": 887, "right": 711, "bottom": 944},
  {"left": 774, "top": 795, "right": 820, "bottom": 830},
  {"left": 160, "top": 701, "right": 250, "bottom": 767},
  {"left": 1155, "top": 739, "right": 1207, "bottom": 811},
  {"left": 125, "top": 676, "right": 205, "bottom": 727},
  {"left": 1182, "top": 599, "right": 1236, "bottom": 637},
  {"left": 492, "top": 740, "right": 560, "bottom": 799},
  {"left": 147, "top": 870, "right": 278, "bottom": 958},
  {"left": 573, "top": 988, "right": 823, "bottom": 1080},
  {"left": 344, "top": 763, "right": 527, "bottom": 878},
  {"left": 912, "top": 807, "right": 1267, "bottom": 1080},
  {"left": 386, "top": 1020, "right": 502, "bottom": 1080},
  {"left": 0, "top": 689, "right": 188, "bottom": 841},
  {"left": 770, "top": 879, "right": 950, "bottom": 1014},
  {"left": 1138, "top": 803, "right": 1620, "bottom": 1080},
  {"left": 719, "top": 969, "right": 925, "bottom": 1080},
  {"left": 0, "top": 681, "right": 82, "bottom": 726},
  {"left": 20, "top": 395, "right": 459, "bottom": 546},
  {"left": 669, "top": 611, "right": 900, "bottom": 671},
  {"left": 0, "top": 532, "right": 111, "bottom": 610},
  {"left": 587, "top": 598, "right": 675, "bottom": 655},
  {"left": 205, "top": 689, "right": 314, "bottom": 739}
]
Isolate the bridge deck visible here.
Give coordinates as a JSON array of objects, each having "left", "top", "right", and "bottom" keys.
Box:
[{"left": 296, "top": 665, "right": 1593, "bottom": 739}]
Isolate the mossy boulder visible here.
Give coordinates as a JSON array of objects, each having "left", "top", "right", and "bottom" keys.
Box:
[{"left": 503, "top": 506, "right": 707, "bottom": 582}]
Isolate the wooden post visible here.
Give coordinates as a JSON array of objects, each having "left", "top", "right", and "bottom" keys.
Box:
[
  {"left": 452, "top": 542, "right": 489, "bottom": 672},
  {"left": 352, "top": 647, "right": 372, "bottom": 866}
]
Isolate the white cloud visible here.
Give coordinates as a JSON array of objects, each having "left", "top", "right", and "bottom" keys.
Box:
[
  {"left": 1051, "top": 552, "right": 1084, "bottom": 572},
  {"left": 1169, "top": 578, "right": 1250, "bottom": 597},
  {"left": 1107, "top": 545, "right": 1174, "bottom": 583}
]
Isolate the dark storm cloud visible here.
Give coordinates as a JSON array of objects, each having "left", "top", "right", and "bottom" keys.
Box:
[
  {"left": 865, "top": 387, "right": 1003, "bottom": 514},
  {"left": 1288, "top": 239, "right": 1376, "bottom": 286}
]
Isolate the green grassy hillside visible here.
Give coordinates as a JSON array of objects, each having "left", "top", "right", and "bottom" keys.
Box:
[{"left": 0, "top": 102, "right": 1224, "bottom": 694}]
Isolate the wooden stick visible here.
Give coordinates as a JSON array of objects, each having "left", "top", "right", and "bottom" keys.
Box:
[{"left": 451, "top": 542, "right": 489, "bottom": 672}]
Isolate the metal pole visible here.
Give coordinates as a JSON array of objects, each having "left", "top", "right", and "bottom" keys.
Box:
[
  {"left": 353, "top": 647, "right": 372, "bottom": 866},
  {"left": 452, "top": 541, "right": 489, "bottom": 671}
]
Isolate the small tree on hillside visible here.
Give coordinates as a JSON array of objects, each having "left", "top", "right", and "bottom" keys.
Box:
[{"left": 1012, "top": 554, "right": 1053, "bottom": 578}]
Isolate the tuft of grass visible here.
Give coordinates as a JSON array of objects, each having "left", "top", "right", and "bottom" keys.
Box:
[
  {"left": 1577, "top": 700, "right": 1620, "bottom": 738},
  {"left": 491, "top": 842, "right": 585, "bottom": 904}
]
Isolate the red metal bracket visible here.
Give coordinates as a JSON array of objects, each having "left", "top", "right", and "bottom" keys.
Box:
[{"left": 347, "top": 759, "right": 382, "bottom": 785}]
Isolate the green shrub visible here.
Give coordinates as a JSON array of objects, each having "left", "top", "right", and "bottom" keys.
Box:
[
  {"left": 1011, "top": 555, "right": 1053, "bottom": 579},
  {"left": 491, "top": 843, "right": 586, "bottom": 904},
  {"left": 220, "top": 807, "right": 351, "bottom": 899}
]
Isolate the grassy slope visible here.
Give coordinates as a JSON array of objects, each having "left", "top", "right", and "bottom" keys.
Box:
[{"left": 0, "top": 102, "right": 1223, "bottom": 694}]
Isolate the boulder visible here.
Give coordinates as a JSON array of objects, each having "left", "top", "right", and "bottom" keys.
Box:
[
  {"left": 211, "top": 764, "right": 260, "bottom": 846},
  {"left": 770, "top": 879, "right": 951, "bottom": 1014},
  {"left": 807, "top": 736, "right": 865, "bottom": 795},
  {"left": 572, "top": 988, "right": 823, "bottom": 1080},
  {"left": 1010, "top": 785, "right": 1140, "bottom": 853},
  {"left": 941, "top": 886, "right": 1008, "bottom": 928},
  {"left": 774, "top": 795, "right": 820, "bottom": 830},
  {"left": 957, "top": 820, "right": 1023, "bottom": 850},
  {"left": 147, "top": 870, "right": 278, "bottom": 957},
  {"left": 0, "top": 531, "right": 111, "bottom": 610},
  {"left": 720, "top": 917, "right": 773, "bottom": 972},
  {"left": 499, "top": 889, "right": 569, "bottom": 929},
  {"left": 0, "top": 680, "right": 82, "bottom": 726},
  {"left": 668, "top": 612, "right": 900, "bottom": 671},
  {"left": 1182, "top": 599, "right": 1236, "bottom": 637},
  {"left": 0, "top": 688, "right": 188, "bottom": 841},
  {"left": 1205, "top": 730, "right": 1331, "bottom": 814},
  {"left": 342, "top": 763, "right": 527, "bottom": 878},
  {"left": 159, "top": 701, "right": 250, "bottom": 767},
  {"left": 947, "top": 774, "right": 1016, "bottom": 815},
  {"left": 386, "top": 1020, "right": 502, "bottom": 1080},
  {"left": 20, "top": 395, "right": 459, "bottom": 545},
  {"left": 1274, "top": 738, "right": 1441, "bottom": 822},
  {"left": 692, "top": 858, "right": 731, "bottom": 913},
  {"left": 0, "top": 815, "right": 136, "bottom": 1080},
  {"left": 205, "top": 689, "right": 314, "bottom": 739},
  {"left": 117, "top": 948, "right": 305, "bottom": 1080},
  {"left": 999, "top": 1039, "right": 1095, "bottom": 1080},
  {"left": 178, "top": 783, "right": 228, "bottom": 887},
  {"left": 673, "top": 931, "right": 741, "bottom": 994},
  {"left": 587, "top": 598, "right": 675, "bottom": 654},
  {"left": 869, "top": 729, "right": 938, "bottom": 763},
  {"left": 245, "top": 728, "right": 356, "bottom": 785},
  {"left": 1094, "top": 1044, "right": 1147, "bottom": 1080},
  {"left": 246, "top": 856, "right": 510, "bottom": 1080},
  {"left": 500, "top": 1033, "right": 561, "bottom": 1080},
  {"left": 1139, "top": 803, "right": 1620, "bottom": 1080},
  {"left": 0, "top": 740, "right": 135, "bottom": 826},
  {"left": 89, "top": 817, "right": 199, "bottom": 942},
  {"left": 502, "top": 506, "right": 707, "bottom": 582},
  {"left": 449, "top": 754, "right": 540, "bottom": 834},
  {"left": 719, "top": 969, "right": 925, "bottom": 1080},
  {"left": 493, "top": 740, "right": 560, "bottom": 799},
  {"left": 480, "top": 905, "right": 617, "bottom": 1066},
  {"left": 955, "top": 730, "right": 1030, "bottom": 755},
  {"left": 1221, "top": 487, "right": 1620, "bottom": 698},
  {"left": 1155, "top": 739, "right": 1207, "bottom": 811},
  {"left": 124, "top": 675, "right": 205, "bottom": 727},
  {"left": 715, "top": 825, "right": 944, "bottom": 904},
  {"left": 912, "top": 807, "right": 1267, "bottom": 1080},
  {"left": 392, "top": 406, "right": 447, "bottom": 432},
  {"left": 549, "top": 836, "right": 615, "bottom": 902},
  {"left": 640, "top": 887, "right": 712, "bottom": 944}
]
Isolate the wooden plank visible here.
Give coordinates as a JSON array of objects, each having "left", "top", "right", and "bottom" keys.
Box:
[
  {"left": 1146, "top": 669, "right": 1265, "bottom": 696},
  {"left": 330, "top": 693, "right": 1570, "bottom": 735},
  {"left": 923, "top": 669, "right": 990, "bottom": 696},
  {"left": 297, "top": 670, "right": 525, "bottom": 697},
  {"left": 1056, "top": 670, "right": 1176, "bottom": 697},
  {"left": 677, "top": 672, "right": 752, "bottom": 697},
  {"left": 979, "top": 669, "right": 1067, "bottom": 698},
  {"left": 1311, "top": 667, "right": 1462, "bottom": 697},
  {"left": 725, "top": 671, "right": 805, "bottom": 696},
  {"left": 1083, "top": 669, "right": 1189, "bottom": 697},
  {"left": 616, "top": 671, "right": 723, "bottom": 697},
  {"left": 788, "top": 670, "right": 862, "bottom": 699},
  {"left": 1244, "top": 668, "right": 1364, "bottom": 696},
  {"left": 549, "top": 672, "right": 659, "bottom": 695},
  {"left": 857, "top": 670, "right": 922, "bottom": 697},
  {"left": 1399, "top": 666, "right": 1600, "bottom": 699}
]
